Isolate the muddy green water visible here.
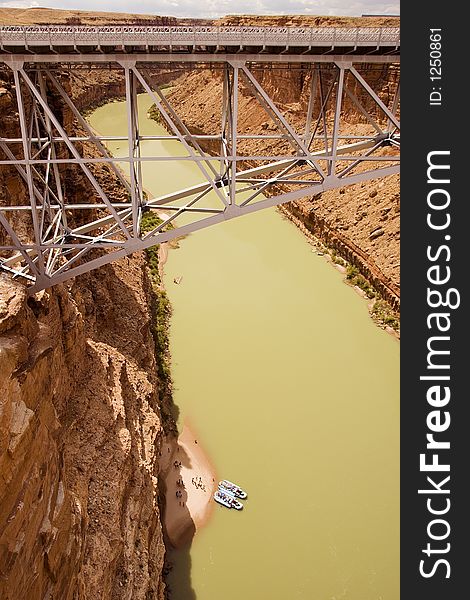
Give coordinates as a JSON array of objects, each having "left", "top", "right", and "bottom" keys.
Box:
[{"left": 89, "top": 96, "right": 399, "bottom": 600}]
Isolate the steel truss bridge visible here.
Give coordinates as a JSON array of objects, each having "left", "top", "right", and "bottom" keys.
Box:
[{"left": 0, "top": 26, "right": 400, "bottom": 292}]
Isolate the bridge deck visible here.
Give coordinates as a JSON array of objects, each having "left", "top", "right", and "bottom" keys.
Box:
[{"left": 0, "top": 26, "right": 399, "bottom": 60}]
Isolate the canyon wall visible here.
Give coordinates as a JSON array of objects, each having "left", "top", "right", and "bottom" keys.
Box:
[{"left": 0, "top": 71, "right": 170, "bottom": 598}]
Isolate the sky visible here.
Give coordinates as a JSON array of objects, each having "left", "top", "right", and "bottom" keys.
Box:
[{"left": 0, "top": 0, "right": 400, "bottom": 19}]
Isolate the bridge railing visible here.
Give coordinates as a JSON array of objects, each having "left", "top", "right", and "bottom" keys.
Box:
[{"left": 0, "top": 25, "right": 400, "bottom": 49}]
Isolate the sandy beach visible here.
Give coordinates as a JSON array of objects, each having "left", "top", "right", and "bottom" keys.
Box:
[{"left": 160, "top": 421, "right": 217, "bottom": 548}]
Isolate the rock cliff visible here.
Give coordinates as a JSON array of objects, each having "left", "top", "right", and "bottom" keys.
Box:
[
  {"left": 0, "top": 69, "right": 170, "bottom": 598},
  {"left": 0, "top": 262, "right": 167, "bottom": 599}
]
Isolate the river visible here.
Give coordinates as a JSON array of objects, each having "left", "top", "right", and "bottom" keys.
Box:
[{"left": 89, "top": 95, "right": 399, "bottom": 600}]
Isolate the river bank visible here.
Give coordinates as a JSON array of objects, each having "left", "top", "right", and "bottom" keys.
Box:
[
  {"left": 160, "top": 423, "right": 217, "bottom": 548},
  {"left": 277, "top": 205, "right": 400, "bottom": 336}
]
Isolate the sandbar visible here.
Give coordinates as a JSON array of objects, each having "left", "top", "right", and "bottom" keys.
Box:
[{"left": 160, "top": 421, "right": 217, "bottom": 548}]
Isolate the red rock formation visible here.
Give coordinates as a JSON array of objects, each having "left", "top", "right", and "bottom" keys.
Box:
[{"left": 0, "top": 68, "right": 169, "bottom": 599}]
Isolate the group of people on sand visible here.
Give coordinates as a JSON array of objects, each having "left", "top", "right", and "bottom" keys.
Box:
[
  {"left": 168, "top": 447, "right": 212, "bottom": 508},
  {"left": 191, "top": 476, "right": 206, "bottom": 492},
  {"left": 172, "top": 463, "right": 186, "bottom": 506},
  {"left": 174, "top": 479, "right": 185, "bottom": 507}
]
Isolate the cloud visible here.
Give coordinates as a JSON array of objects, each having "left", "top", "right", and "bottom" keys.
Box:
[
  {"left": 0, "top": 0, "right": 40, "bottom": 7},
  {"left": 0, "top": 0, "right": 399, "bottom": 18}
]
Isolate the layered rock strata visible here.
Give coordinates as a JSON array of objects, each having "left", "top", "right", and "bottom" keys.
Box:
[{"left": 0, "top": 69, "right": 170, "bottom": 599}]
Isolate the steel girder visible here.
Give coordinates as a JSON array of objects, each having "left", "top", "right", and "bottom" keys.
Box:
[{"left": 0, "top": 59, "right": 400, "bottom": 291}]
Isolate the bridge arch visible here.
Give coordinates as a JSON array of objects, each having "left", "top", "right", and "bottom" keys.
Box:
[{"left": 0, "top": 26, "right": 400, "bottom": 291}]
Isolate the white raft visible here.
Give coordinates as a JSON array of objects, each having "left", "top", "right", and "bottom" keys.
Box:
[
  {"left": 218, "top": 480, "right": 247, "bottom": 499},
  {"left": 213, "top": 490, "right": 243, "bottom": 510}
]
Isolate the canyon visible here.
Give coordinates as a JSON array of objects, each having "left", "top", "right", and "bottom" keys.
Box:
[{"left": 1, "top": 8, "right": 399, "bottom": 600}]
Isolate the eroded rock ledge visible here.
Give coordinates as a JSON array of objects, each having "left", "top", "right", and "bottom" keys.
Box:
[{"left": 0, "top": 257, "right": 168, "bottom": 599}]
